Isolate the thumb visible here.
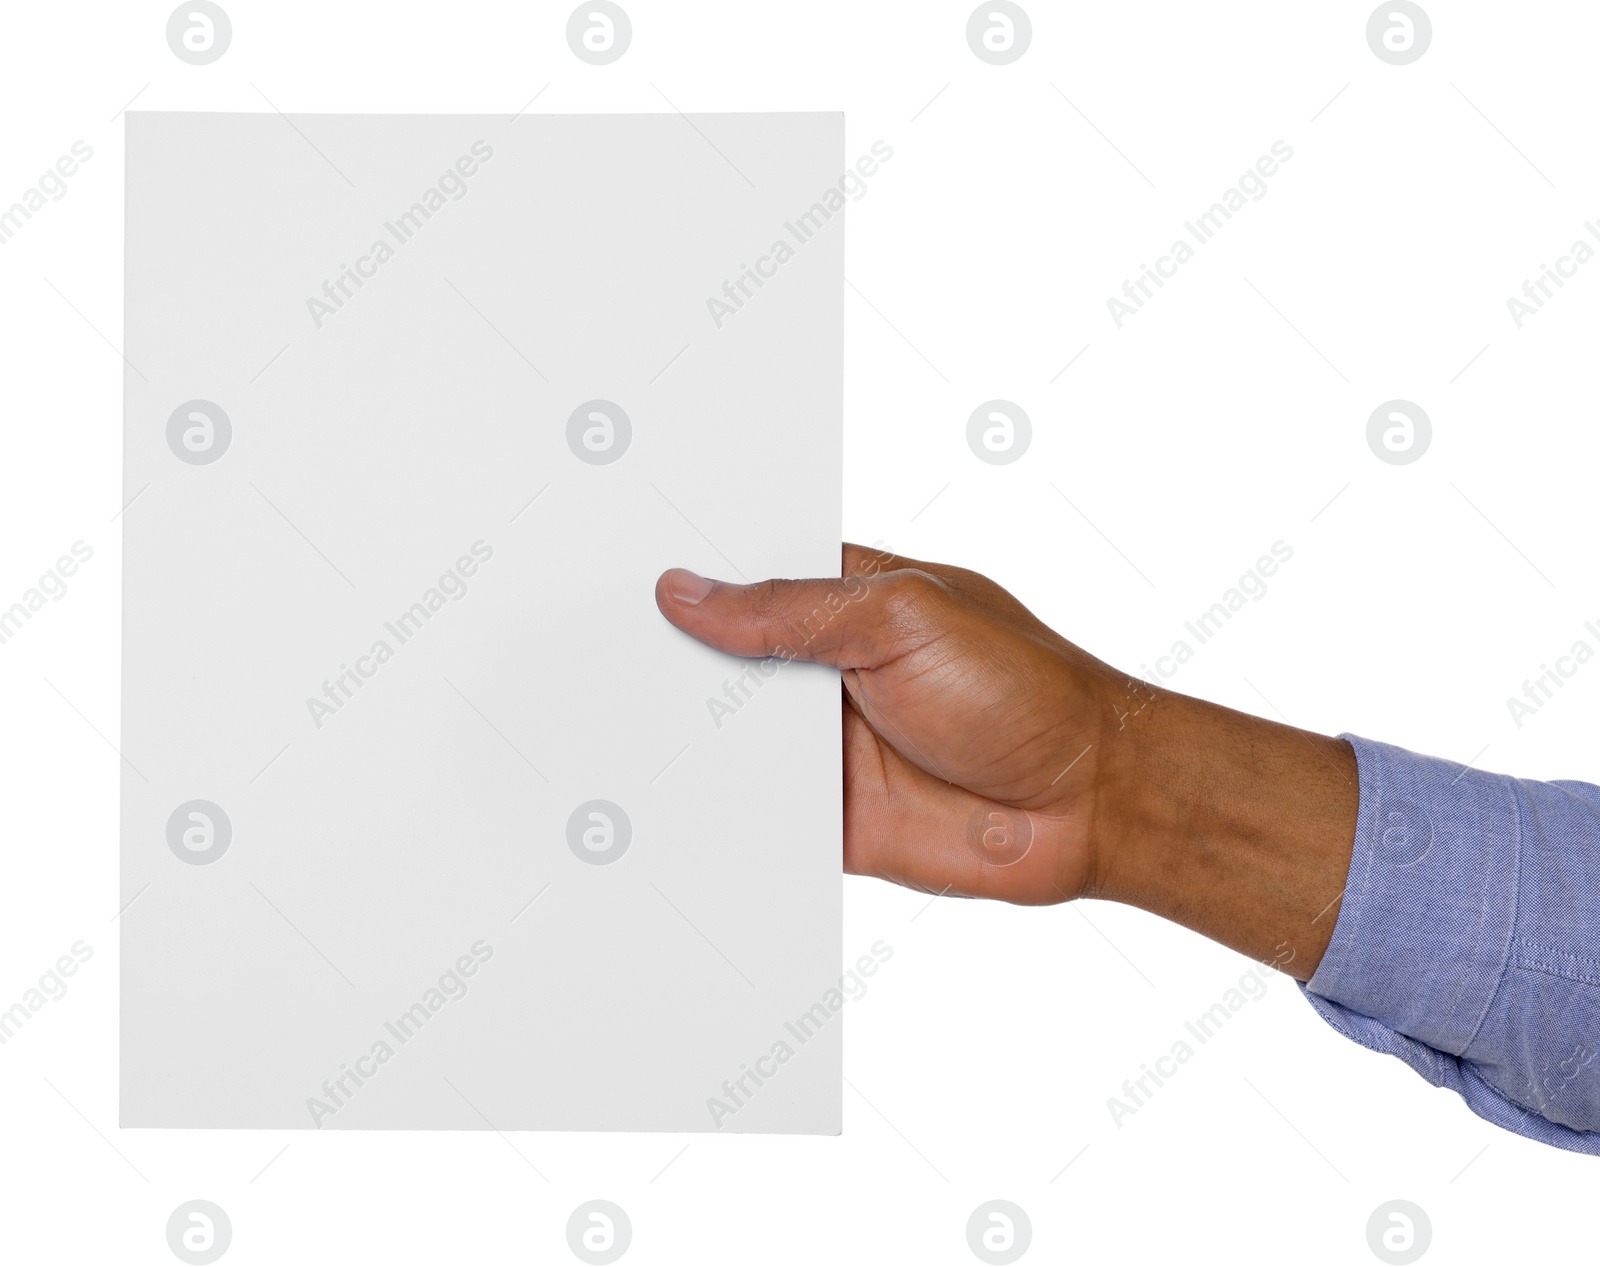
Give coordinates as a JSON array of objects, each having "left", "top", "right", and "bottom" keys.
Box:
[{"left": 655, "top": 565, "right": 941, "bottom": 668}]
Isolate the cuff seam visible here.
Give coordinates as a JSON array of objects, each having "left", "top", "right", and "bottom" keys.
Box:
[
  {"left": 1456, "top": 771, "right": 1522, "bottom": 1056},
  {"left": 1312, "top": 735, "right": 1381, "bottom": 1001}
]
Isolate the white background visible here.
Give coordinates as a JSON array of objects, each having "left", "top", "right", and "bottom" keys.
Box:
[{"left": 1, "top": 1, "right": 1595, "bottom": 1263}]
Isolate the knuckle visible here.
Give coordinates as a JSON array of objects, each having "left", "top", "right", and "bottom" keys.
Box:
[{"left": 874, "top": 569, "right": 950, "bottom": 629}]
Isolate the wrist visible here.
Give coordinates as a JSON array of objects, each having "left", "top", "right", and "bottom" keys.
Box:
[
  {"left": 1082, "top": 678, "right": 1358, "bottom": 978},
  {"left": 1082, "top": 674, "right": 1193, "bottom": 902}
]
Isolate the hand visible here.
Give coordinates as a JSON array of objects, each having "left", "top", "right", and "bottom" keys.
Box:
[
  {"left": 659, "top": 543, "right": 1116, "bottom": 905},
  {"left": 655, "top": 544, "right": 1357, "bottom": 978}
]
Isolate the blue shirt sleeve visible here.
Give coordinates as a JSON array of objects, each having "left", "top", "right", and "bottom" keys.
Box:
[{"left": 1300, "top": 734, "right": 1600, "bottom": 1155}]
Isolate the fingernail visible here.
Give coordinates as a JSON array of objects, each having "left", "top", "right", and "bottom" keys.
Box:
[{"left": 665, "top": 568, "right": 714, "bottom": 605}]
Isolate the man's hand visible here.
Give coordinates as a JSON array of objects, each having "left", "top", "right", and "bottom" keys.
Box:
[{"left": 655, "top": 545, "right": 1358, "bottom": 979}]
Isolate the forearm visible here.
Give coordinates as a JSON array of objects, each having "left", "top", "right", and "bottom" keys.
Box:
[{"left": 1086, "top": 684, "right": 1358, "bottom": 982}]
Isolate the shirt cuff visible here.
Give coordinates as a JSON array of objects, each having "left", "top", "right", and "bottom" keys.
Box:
[{"left": 1304, "top": 733, "right": 1520, "bottom": 1056}]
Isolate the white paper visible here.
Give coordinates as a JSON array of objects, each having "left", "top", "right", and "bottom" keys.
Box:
[{"left": 120, "top": 111, "right": 842, "bottom": 1132}]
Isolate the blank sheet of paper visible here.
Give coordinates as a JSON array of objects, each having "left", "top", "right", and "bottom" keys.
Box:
[{"left": 120, "top": 112, "right": 842, "bottom": 1132}]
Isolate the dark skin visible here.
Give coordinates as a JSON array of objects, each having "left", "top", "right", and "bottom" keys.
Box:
[{"left": 656, "top": 544, "right": 1358, "bottom": 981}]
